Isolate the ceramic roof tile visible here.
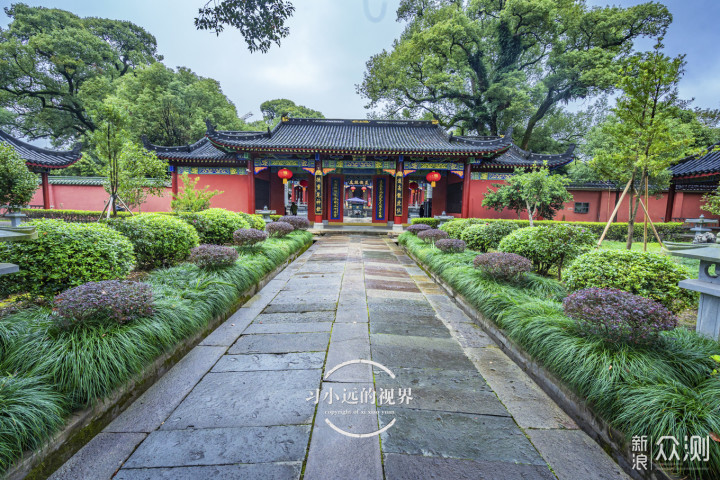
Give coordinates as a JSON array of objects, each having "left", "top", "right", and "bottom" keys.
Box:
[
  {"left": 0, "top": 129, "right": 81, "bottom": 170},
  {"left": 671, "top": 144, "right": 720, "bottom": 177}
]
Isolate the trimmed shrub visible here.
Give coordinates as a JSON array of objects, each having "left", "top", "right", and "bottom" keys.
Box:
[
  {"left": 266, "top": 221, "right": 294, "bottom": 237},
  {"left": 233, "top": 228, "right": 268, "bottom": 247},
  {"left": 0, "top": 220, "right": 135, "bottom": 297},
  {"left": 108, "top": 213, "right": 199, "bottom": 269},
  {"left": 461, "top": 221, "right": 519, "bottom": 252},
  {"left": 439, "top": 219, "right": 472, "bottom": 239},
  {"left": 417, "top": 228, "right": 449, "bottom": 244},
  {"left": 564, "top": 249, "right": 694, "bottom": 313},
  {"left": 188, "top": 244, "right": 239, "bottom": 269},
  {"left": 563, "top": 288, "right": 678, "bottom": 345},
  {"left": 406, "top": 223, "right": 431, "bottom": 235},
  {"left": 411, "top": 217, "right": 441, "bottom": 228},
  {"left": 179, "top": 208, "right": 249, "bottom": 244},
  {"left": 498, "top": 224, "right": 595, "bottom": 278},
  {"left": 54, "top": 280, "right": 154, "bottom": 328},
  {"left": 474, "top": 252, "right": 532, "bottom": 281},
  {"left": 269, "top": 214, "right": 282, "bottom": 221},
  {"left": 238, "top": 212, "right": 266, "bottom": 230},
  {"left": 435, "top": 238, "right": 467, "bottom": 253},
  {"left": 22, "top": 209, "right": 134, "bottom": 222},
  {"left": 278, "top": 215, "right": 311, "bottom": 230}
]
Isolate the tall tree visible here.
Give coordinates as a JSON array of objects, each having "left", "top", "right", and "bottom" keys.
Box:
[
  {"left": 195, "top": 0, "right": 294, "bottom": 53},
  {"left": 359, "top": 0, "right": 671, "bottom": 148},
  {"left": 260, "top": 98, "right": 324, "bottom": 125},
  {"left": 482, "top": 164, "right": 572, "bottom": 226},
  {"left": 112, "top": 63, "right": 244, "bottom": 146},
  {"left": 0, "top": 4, "right": 160, "bottom": 144},
  {"left": 590, "top": 40, "right": 695, "bottom": 248}
]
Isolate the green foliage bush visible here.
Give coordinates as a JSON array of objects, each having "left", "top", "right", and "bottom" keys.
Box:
[
  {"left": 108, "top": 213, "right": 199, "bottom": 269},
  {"left": 399, "top": 232, "right": 720, "bottom": 480},
  {"left": 411, "top": 217, "right": 441, "bottom": 228},
  {"left": 564, "top": 249, "right": 694, "bottom": 313},
  {"left": 22, "top": 208, "right": 133, "bottom": 222},
  {"left": 179, "top": 208, "right": 249, "bottom": 244},
  {"left": 498, "top": 224, "right": 595, "bottom": 278},
  {"left": 0, "top": 142, "right": 39, "bottom": 210},
  {"left": 0, "top": 220, "right": 135, "bottom": 297},
  {"left": 461, "top": 221, "right": 518, "bottom": 252},
  {"left": 238, "top": 212, "right": 266, "bottom": 230}
]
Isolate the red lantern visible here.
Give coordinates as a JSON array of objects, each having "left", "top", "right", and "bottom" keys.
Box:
[
  {"left": 278, "top": 168, "right": 293, "bottom": 184},
  {"left": 299, "top": 179, "right": 308, "bottom": 188},
  {"left": 409, "top": 181, "right": 419, "bottom": 190},
  {"left": 351, "top": 186, "right": 356, "bottom": 192},
  {"left": 361, "top": 186, "right": 367, "bottom": 191},
  {"left": 426, "top": 171, "right": 441, "bottom": 188}
]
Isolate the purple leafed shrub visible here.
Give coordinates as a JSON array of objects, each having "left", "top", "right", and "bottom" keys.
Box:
[
  {"left": 189, "top": 244, "right": 239, "bottom": 269},
  {"left": 266, "top": 221, "right": 294, "bottom": 237},
  {"left": 435, "top": 238, "right": 467, "bottom": 253},
  {"left": 417, "top": 228, "right": 449, "bottom": 244},
  {"left": 54, "top": 280, "right": 154, "bottom": 328},
  {"left": 233, "top": 228, "right": 268, "bottom": 247},
  {"left": 474, "top": 252, "right": 532, "bottom": 281},
  {"left": 278, "top": 215, "right": 311, "bottom": 230},
  {"left": 563, "top": 288, "right": 678, "bottom": 345},
  {"left": 406, "top": 223, "right": 431, "bottom": 235}
]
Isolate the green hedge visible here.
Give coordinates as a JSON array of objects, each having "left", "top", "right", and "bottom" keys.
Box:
[
  {"left": 179, "top": 208, "right": 250, "bottom": 244},
  {"left": 441, "top": 218, "right": 685, "bottom": 242},
  {"left": 22, "top": 208, "right": 133, "bottom": 222},
  {"left": 410, "top": 217, "right": 442, "bottom": 228},
  {"left": 399, "top": 232, "right": 720, "bottom": 480},
  {"left": 0, "top": 230, "right": 313, "bottom": 475},
  {"left": 0, "top": 220, "right": 135, "bottom": 297}
]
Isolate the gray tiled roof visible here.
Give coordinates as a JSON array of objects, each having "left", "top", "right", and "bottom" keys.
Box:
[
  {"left": 142, "top": 136, "right": 239, "bottom": 163},
  {"left": 481, "top": 144, "right": 576, "bottom": 169},
  {"left": 0, "top": 129, "right": 81, "bottom": 170},
  {"left": 671, "top": 144, "right": 720, "bottom": 177},
  {"left": 206, "top": 118, "right": 514, "bottom": 155}
]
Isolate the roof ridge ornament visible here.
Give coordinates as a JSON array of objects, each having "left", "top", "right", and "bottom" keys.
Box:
[{"left": 204, "top": 119, "right": 216, "bottom": 134}]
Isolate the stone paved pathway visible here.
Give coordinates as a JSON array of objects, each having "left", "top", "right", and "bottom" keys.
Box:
[{"left": 50, "top": 235, "right": 630, "bottom": 480}]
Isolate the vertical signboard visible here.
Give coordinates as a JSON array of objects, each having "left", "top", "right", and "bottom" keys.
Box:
[
  {"left": 374, "top": 176, "right": 386, "bottom": 222},
  {"left": 330, "top": 176, "right": 343, "bottom": 221},
  {"left": 314, "top": 170, "right": 323, "bottom": 216}
]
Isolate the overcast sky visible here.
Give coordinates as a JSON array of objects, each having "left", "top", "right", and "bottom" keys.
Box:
[{"left": 3, "top": 0, "right": 720, "bottom": 122}]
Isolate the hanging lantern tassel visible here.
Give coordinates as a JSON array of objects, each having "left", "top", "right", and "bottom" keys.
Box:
[
  {"left": 278, "top": 168, "right": 293, "bottom": 184},
  {"left": 426, "top": 171, "right": 441, "bottom": 188}
]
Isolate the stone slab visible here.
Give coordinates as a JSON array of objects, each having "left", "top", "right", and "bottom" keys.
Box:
[
  {"left": 161, "top": 370, "right": 321, "bottom": 429},
  {"left": 48, "top": 432, "right": 146, "bottom": 480},
  {"left": 374, "top": 367, "right": 509, "bottom": 416},
  {"left": 116, "top": 463, "right": 302, "bottom": 480},
  {"left": 212, "top": 352, "right": 326, "bottom": 372},
  {"left": 244, "top": 322, "right": 333, "bottom": 334},
  {"left": 365, "top": 279, "right": 420, "bottom": 293},
  {"left": 370, "top": 334, "right": 476, "bottom": 371},
  {"left": 379, "top": 408, "right": 545, "bottom": 466},
  {"left": 466, "top": 346, "right": 578, "bottom": 430},
  {"left": 253, "top": 311, "right": 336, "bottom": 324},
  {"left": 527, "top": 429, "right": 632, "bottom": 480},
  {"left": 124, "top": 426, "right": 310, "bottom": 468},
  {"left": 370, "top": 321, "right": 451, "bottom": 338},
  {"left": 106, "top": 346, "right": 226, "bottom": 433},
  {"left": 263, "top": 301, "right": 337, "bottom": 313},
  {"left": 304, "top": 382, "right": 382, "bottom": 480},
  {"left": 383, "top": 453, "right": 556, "bottom": 480},
  {"left": 228, "top": 332, "right": 330, "bottom": 354},
  {"left": 200, "top": 309, "right": 256, "bottom": 346},
  {"left": 324, "top": 323, "right": 372, "bottom": 383}
]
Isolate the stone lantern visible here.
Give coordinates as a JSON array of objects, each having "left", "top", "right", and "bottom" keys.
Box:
[{"left": 0, "top": 225, "right": 38, "bottom": 276}]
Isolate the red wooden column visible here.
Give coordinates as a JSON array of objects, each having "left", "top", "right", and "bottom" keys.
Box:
[
  {"left": 247, "top": 157, "right": 256, "bottom": 214},
  {"left": 171, "top": 167, "right": 179, "bottom": 196},
  {"left": 461, "top": 161, "right": 472, "bottom": 218},
  {"left": 41, "top": 172, "right": 50, "bottom": 209}
]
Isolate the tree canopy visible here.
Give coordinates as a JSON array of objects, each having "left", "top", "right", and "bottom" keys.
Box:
[
  {"left": 0, "top": 141, "right": 37, "bottom": 211},
  {"left": 195, "top": 0, "right": 295, "bottom": 53},
  {"left": 260, "top": 98, "right": 324, "bottom": 125},
  {"left": 0, "top": 3, "right": 160, "bottom": 143},
  {"left": 482, "top": 164, "right": 572, "bottom": 226},
  {"left": 359, "top": 0, "right": 671, "bottom": 149}
]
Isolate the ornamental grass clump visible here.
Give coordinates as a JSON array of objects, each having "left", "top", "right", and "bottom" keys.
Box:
[
  {"left": 278, "top": 215, "right": 311, "bottom": 230},
  {"left": 266, "top": 221, "right": 294, "bottom": 237},
  {"left": 417, "top": 228, "right": 449, "bottom": 245},
  {"left": 406, "top": 223, "right": 431, "bottom": 235},
  {"left": 188, "top": 244, "right": 239, "bottom": 270},
  {"left": 233, "top": 228, "right": 268, "bottom": 247},
  {"left": 474, "top": 252, "right": 532, "bottom": 282},
  {"left": 435, "top": 238, "right": 467, "bottom": 253},
  {"left": 563, "top": 288, "right": 678, "bottom": 345},
  {"left": 54, "top": 280, "right": 154, "bottom": 329}
]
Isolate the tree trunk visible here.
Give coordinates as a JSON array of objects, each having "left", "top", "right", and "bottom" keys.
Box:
[
  {"left": 626, "top": 192, "right": 642, "bottom": 249},
  {"left": 526, "top": 201, "right": 534, "bottom": 227}
]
